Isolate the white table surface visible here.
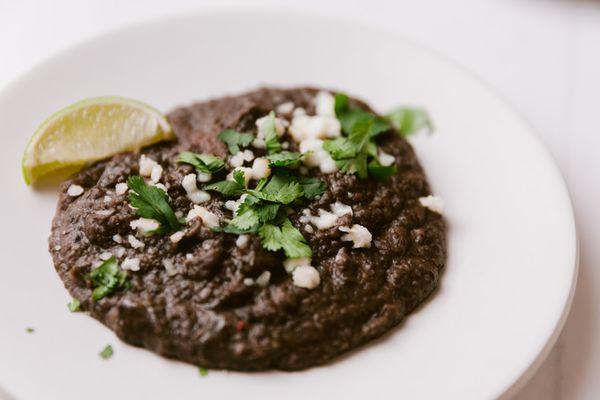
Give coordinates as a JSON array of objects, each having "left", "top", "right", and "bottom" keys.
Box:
[{"left": 1, "top": 0, "right": 598, "bottom": 398}]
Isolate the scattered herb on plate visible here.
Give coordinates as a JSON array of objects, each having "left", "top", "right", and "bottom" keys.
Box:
[
  {"left": 178, "top": 152, "right": 225, "bottom": 173},
  {"left": 67, "top": 298, "right": 81, "bottom": 312},
  {"left": 88, "top": 256, "right": 130, "bottom": 302},
  {"left": 99, "top": 345, "right": 113, "bottom": 359},
  {"left": 386, "top": 107, "right": 433, "bottom": 136},
  {"left": 218, "top": 129, "right": 254, "bottom": 154}
]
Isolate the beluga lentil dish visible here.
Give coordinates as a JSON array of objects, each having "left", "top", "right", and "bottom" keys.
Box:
[{"left": 28, "top": 87, "right": 445, "bottom": 371}]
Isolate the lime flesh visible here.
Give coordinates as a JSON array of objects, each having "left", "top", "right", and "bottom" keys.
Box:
[{"left": 22, "top": 97, "right": 174, "bottom": 184}]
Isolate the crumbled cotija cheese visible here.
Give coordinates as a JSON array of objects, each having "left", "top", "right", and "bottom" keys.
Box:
[
  {"left": 127, "top": 234, "right": 145, "bottom": 249},
  {"left": 330, "top": 202, "right": 352, "bottom": 217},
  {"left": 130, "top": 218, "right": 160, "bottom": 234},
  {"left": 139, "top": 155, "right": 159, "bottom": 177},
  {"left": 181, "top": 173, "right": 211, "bottom": 204},
  {"left": 255, "top": 271, "right": 271, "bottom": 287},
  {"left": 378, "top": 150, "right": 395, "bottom": 167},
  {"left": 150, "top": 164, "right": 163, "bottom": 183},
  {"left": 112, "top": 234, "right": 123, "bottom": 243},
  {"left": 196, "top": 171, "right": 212, "bottom": 183},
  {"left": 314, "top": 91, "right": 335, "bottom": 116},
  {"left": 236, "top": 235, "right": 249, "bottom": 247},
  {"left": 250, "top": 158, "right": 271, "bottom": 180},
  {"left": 99, "top": 251, "right": 113, "bottom": 261},
  {"left": 162, "top": 259, "right": 178, "bottom": 276},
  {"left": 418, "top": 195, "right": 444, "bottom": 214},
  {"left": 243, "top": 277, "right": 255, "bottom": 286},
  {"left": 169, "top": 231, "right": 185, "bottom": 243},
  {"left": 292, "top": 265, "right": 321, "bottom": 289},
  {"left": 122, "top": 257, "right": 141, "bottom": 271},
  {"left": 67, "top": 184, "right": 84, "bottom": 197},
  {"left": 283, "top": 257, "right": 311, "bottom": 274},
  {"left": 299, "top": 138, "right": 338, "bottom": 173},
  {"left": 256, "top": 114, "right": 287, "bottom": 139},
  {"left": 115, "top": 182, "right": 128, "bottom": 195},
  {"left": 309, "top": 209, "right": 339, "bottom": 230},
  {"left": 229, "top": 149, "right": 255, "bottom": 168},
  {"left": 276, "top": 101, "right": 295, "bottom": 114},
  {"left": 339, "top": 224, "right": 372, "bottom": 248},
  {"left": 186, "top": 205, "right": 220, "bottom": 228}
]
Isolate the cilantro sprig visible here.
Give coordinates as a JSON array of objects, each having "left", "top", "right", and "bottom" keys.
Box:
[
  {"left": 178, "top": 152, "right": 225, "bottom": 174},
  {"left": 88, "top": 257, "right": 130, "bottom": 302},
  {"left": 127, "top": 176, "right": 182, "bottom": 233},
  {"left": 203, "top": 169, "right": 246, "bottom": 197},
  {"left": 262, "top": 111, "right": 282, "bottom": 154},
  {"left": 266, "top": 151, "right": 303, "bottom": 168},
  {"left": 386, "top": 107, "right": 433, "bottom": 136},
  {"left": 323, "top": 94, "right": 397, "bottom": 181},
  {"left": 218, "top": 129, "right": 254, "bottom": 154},
  {"left": 259, "top": 219, "right": 312, "bottom": 258}
]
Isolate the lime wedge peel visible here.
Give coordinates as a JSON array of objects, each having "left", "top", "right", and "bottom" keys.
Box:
[{"left": 22, "top": 97, "right": 174, "bottom": 185}]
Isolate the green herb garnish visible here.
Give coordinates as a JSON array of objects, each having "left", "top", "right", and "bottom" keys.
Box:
[
  {"left": 88, "top": 257, "right": 130, "bottom": 302},
  {"left": 25, "top": 327, "right": 35, "bottom": 334},
  {"left": 246, "top": 174, "right": 304, "bottom": 204},
  {"left": 127, "top": 175, "right": 182, "bottom": 233},
  {"left": 266, "top": 151, "right": 303, "bottom": 168},
  {"left": 199, "top": 367, "right": 209, "bottom": 377},
  {"left": 218, "top": 129, "right": 254, "bottom": 154},
  {"left": 298, "top": 176, "right": 327, "bottom": 199},
  {"left": 262, "top": 111, "right": 282, "bottom": 154},
  {"left": 334, "top": 93, "right": 391, "bottom": 137},
  {"left": 99, "top": 345, "right": 113, "bottom": 359},
  {"left": 367, "top": 160, "right": 397, "bottom": 182},
  {"left": 178, "top": 152, "right": 225, "bottom": 174},
  {"left": 259, "top": 219, "right": 312, "bottom": 258},
  {"left": 386, "top": 107, "right": 433, "bottom": 136},
  {"left": 67, "top": 298, "right": 81, "bottom": 312},
  {"left": 203, "top": 169, "right": 246, "bottom": 197}
]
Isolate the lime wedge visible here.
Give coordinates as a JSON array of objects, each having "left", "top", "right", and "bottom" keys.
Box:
[{"left": 22, "top": 97, "right": 174, "bottom": 184}]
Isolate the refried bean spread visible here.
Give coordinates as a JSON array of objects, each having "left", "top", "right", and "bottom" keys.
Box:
[{"left": 49, "top": 87, "right": 446, "bottom": 370}]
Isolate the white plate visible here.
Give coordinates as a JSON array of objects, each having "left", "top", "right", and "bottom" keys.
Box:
[{"left": 0, "top": 9, "right": 577, "bottom": 400}]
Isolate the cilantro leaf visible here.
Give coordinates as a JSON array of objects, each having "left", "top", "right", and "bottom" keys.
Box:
[
  {"left": 386, "top": 107, "right": 433, "bottom": 136},
  {"left": 334, "top": 93, "right": 390, "bottom": 137},
  {"left": 230, "top": 196, "right": 261, "bottom": 230},
  {"left": 368, "top": 160, "right": 397, "bottom": 182},
  {"left": 258, "top": 219, "right": 311, "bottom": 258},
  {"left": 262, "top": 111, "right": 282, "bottom": 154},
  {"left": 88, "top": 257, "right": 130, "bottom": 302},
  {"left": 204, "top": 170, "right": 246, "bottom": 197},
  {"left": 266, "top": 151, "right": 303, "bottom": 168},
  {"left": 199, "top": 367, "right": 209, "bottom": 377},
  {"left": 99, "top": 345, "right": 113, "bottom": 359},
  {"left": 127, "top": 176, "right": 181, "bottom": 233},
  {"left": 178, "top": 152, "right": 225, "bottom": 174},
  {"left": 246, "top": 174, "right": 303, "bottom": 204},
  {"left": 218, "top": 129, "right": 254, "bottom": 154},
  {"left": 299, "top": 176, "right": 327, "bottom": 199},
  {"left": 67, "top": 298, "right": 81, "bottom": 312},
  {"left": 324, "top": 118, "right": 372, "bottom": 178}
]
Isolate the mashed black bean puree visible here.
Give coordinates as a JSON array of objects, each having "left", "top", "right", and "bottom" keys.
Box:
[{"left": 49, "top": 87, "right": 445, "bottom": 370}]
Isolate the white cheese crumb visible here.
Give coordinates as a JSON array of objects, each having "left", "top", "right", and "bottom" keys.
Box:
[
  {"left": 185, "top": 253, "right": 193, "bottom": 261},
  {"left": 418, "top": 195, "right": 445, "bottom": 214},
  {"left": 252, "top": 138, "right": 266, "bottom": 149},
  {"left": 186, "top": 205, "right": 220, "bottom": 228},
  {"left": 309, "top": 209, "right": 339, "bottom": 230},
  {"left": 130, "top": 218, "right": 160, "bottom": 234},
  {"left": 196, "top": 171, "right": 212, "bottom": 183},
  {"left": 224, "top": 194, "right": 247, "bottom": 213},
  {"left": 281, "top": 141, "right": 290, "bottom": 149},
  {"left": 255, "top": 271, "right": 271, "bottom": 287},
  {"left": 175, "top": 210, "right": 184, "bottom": 219},
  {"left": 236, "top": 235, "right": 249, "bottom": 247},
  {"left": 115, "top": 182, "right": 128, "bottom": 195},
  {"left": 103, "top": 195, "right": 112, "bottom": 203},
  {"left": 292, "top": 265, "right": 321, "bottom": 289},
  {"left": 230, "top": 149, "right": 256, "bottom": 168},
  {"left": 162, "top": 259, "right": 178, "bottom": 276},
  {"left": 304, "top": 224, "right": 314, "bottom": 234},
  {"left": 54, "top": 245, "right": 61, "bottom": 251},
  {"left": 289, "top": 108, "right": 341, "bottom": 143},
  {"left": 293, "top": 107, "right": 306, "bottom": 116},
  {"left": 67, "top": 184, "right": 84, "bottom": 197},
  {"left": 154, "top": 183, "right": 168, "bottom": 193},
  {"left": 182, "top": 173, "right": 211, "bottom": 204},
  {"left": 339, "top": 224, "right": 372, "bottom": 248},
  {"left": 112, "top": 234, "right": 123, "bottom": 244},
  {"left": 243, "top": 277, "right": 255, "bottom": 286},
  {"left": 122, "top": 257, "right": 140, "bottom": 271},
  {"left": 139, "top": 155, "right": 158, "bottom": 177},
  {"left": 378, "top": 150, "right": 396, "bottom": 167},
  {"left": 114, "top": 246, "right": 126, "bottom": 258},
  {"left": 283, "top": 257, "right": 311, "bottom": 274},
  {"left": 99, "top": 251, "right": 113, "bottom": 261},
  {"left": 299, "top": 138, "right": 338, "bottom": 174},
  {"left": 276, "top": 101, "right": 295, "bottom": 114},
  {"left": 330, "top": 202, "right": 353, "bottom": 217},
  {"left": 150, "top": 164, "right": 163, "bottom": 183},
  {"left": 314, "top": 91, "right": 335, "bottom": 116},
  {"left": 95, "top": 209, "right": 113, "bottom": 216},
  {"left": 169, "top": 231, "right": 185, "bottom": 243},
  {"left": 127, "top": 234, "right": 145, "bottom": 249},
  {"left": 250, "top": 158, "right": 271, "bottom": 180},
  {"left": 256, "top": 114, "right": 287, "bottom": 139}
]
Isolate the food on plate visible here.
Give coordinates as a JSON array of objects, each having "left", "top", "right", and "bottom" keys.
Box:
[{"left": 44, "top": 87, "right": 445, "bottom": 370}]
